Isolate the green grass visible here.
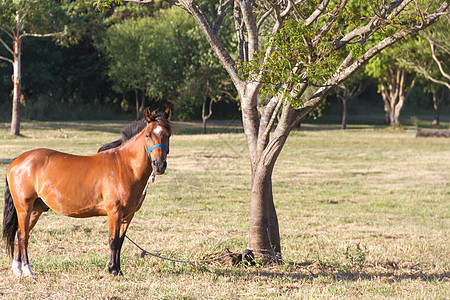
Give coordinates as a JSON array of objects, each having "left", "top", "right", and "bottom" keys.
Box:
[{"left": 0, "top": 120, "right": 448, "bottom": 299}]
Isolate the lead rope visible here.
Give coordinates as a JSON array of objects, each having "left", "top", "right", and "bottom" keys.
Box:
[
  {"left": 124, "top": 171, "right": 240, "bottom": 264},
  {"left": 125, "top": 235, "right": 241, "bottom": 264},
  {"left": 122, "top": 171, "right": 155, "bottom": 220}
]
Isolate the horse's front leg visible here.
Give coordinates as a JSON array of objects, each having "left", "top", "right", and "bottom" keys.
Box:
[
  {"left": 107, "top": 209, "right": 134, "bottom": 276},
  {"left": 107, "top": 209, "right": 123, "bottom": 276},
  {"left": 115, "top": 213, "right": 134, "bottom": 275}
]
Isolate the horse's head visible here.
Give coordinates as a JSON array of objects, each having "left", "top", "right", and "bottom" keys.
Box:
[{"left": 144, "top": 107, "right": 172, "bottom": 175}]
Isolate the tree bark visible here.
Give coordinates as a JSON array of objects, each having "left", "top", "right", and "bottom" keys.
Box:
[
  {"left": 379, "top": 67, "right": 416, "bottom": 126},
  {"left": 248, "top": 138, "right": 285, "bottom": 259},
  {"left": 202, "top": 97, "right": 213, "bottom": 134},
  {"left": 10, "top": 16, "right": 22, "bottom": 136},
  {"left": 248, "top": 164, "right": 276, "bottom": 254},
  {"left": 432, "top": 88, "right": 447, "bottom": 126},
  {"left": 135, "top": 90, "right": 146, "bottom": 120},
  {"left": 337, "top": 81, "right": 367, "bottom": 129},
  {"left": 135, "top": 90, "right": 139, "bottom": 120},
  {"left": 341, "top": 99, "right": 348, "bottom": 129}
]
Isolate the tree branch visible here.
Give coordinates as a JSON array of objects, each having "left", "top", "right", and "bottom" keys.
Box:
[
  {"left": 213, "top": 0, "right": 233, "bottom": 34},
  {"left": 256, "top": 7, "right": 273, "bottom": 30},
  {"left": 426, "top": 35, "right": 450, "bottom": 81},
  {"left": 398, "top": 58, "right": 450, "bottom": 89},
  {"left": 386, "top": 0, "right": 414, "bottom": 20},
  {"left": 202, "top": 98, "right": 214, "bottom": 120},
  {"left": 312, "top": 0, "right": 348, "bottom": 48},
  {"left": 281, "top": 0, "right": 304, "bottom": 19},
  {"left": 234, "top": 0, "right": 246, "bottom": 61},
  {"left": 333, "top": 0, "right": 411, "bottom": 50},
  {"left": 177, "top": 0, "right": 243, "bottom": 89},
  {"left": 0, "top": 37, "right": 14, "bottom": 56},
  {"left": 21, "top": 31, "right": 65, "bottom": 39},
  {"left": 0, "top": 26, "right": 14, "bottom": 40},
  {"left": 289, "top": 3, "right": 449, "bottom": 129},
  {"left": 304, "top": 0, "right": 330, "bottom": 26},
  {"left": 0, "top": 55, "right": 14, "bottom": 65},
  {"left": 239, "top": 0, "right": 259, "bottom": 61},
  {"left": 123, "top": 0, "right": 161, "bottom": 3},
  {"left": 257, "top": 96, "right": 283, "bottom": 157}
]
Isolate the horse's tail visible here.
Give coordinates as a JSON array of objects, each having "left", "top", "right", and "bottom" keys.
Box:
[{"left": 3, "top": 178, "right": 18, "bottom": 257}]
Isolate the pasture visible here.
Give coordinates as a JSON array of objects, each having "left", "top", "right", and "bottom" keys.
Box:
[{"left": 0, "top": 120, "right": 448, "bottom": 299}]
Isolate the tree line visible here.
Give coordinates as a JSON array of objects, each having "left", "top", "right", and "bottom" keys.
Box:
[
  {"left": 1, "top": 1, "right": 448, "bottom": 135},
  {"left": 0, "top": 1, "right": 237, "bottom": 134}
]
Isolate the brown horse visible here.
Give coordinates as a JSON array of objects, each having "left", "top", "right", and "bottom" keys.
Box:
[{"left": 2, "top": 107, "right": 171, "bottom": 276}]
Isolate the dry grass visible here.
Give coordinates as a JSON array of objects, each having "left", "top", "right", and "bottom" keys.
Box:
[{"left": 0, "top": 120, "right": 448, "bottom": 299}]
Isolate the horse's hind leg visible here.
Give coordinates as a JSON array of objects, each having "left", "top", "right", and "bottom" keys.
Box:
[
  {"left": 14, "top": 199, "right": 44, "bottom": 276},
  {"left": 11, "top": 229, "right": 22, "bottom": 276}
]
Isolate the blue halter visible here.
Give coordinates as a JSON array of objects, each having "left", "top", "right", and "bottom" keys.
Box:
[{"left": 145, "top": 143, "right": 169, "bottom": 160}]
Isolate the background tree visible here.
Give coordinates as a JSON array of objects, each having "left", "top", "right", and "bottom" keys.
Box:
[
  {"left": 335, "top": 70, "right": 369, "bottom": 129},
  {"left": 105, "top": 0, "right": 448, "bottom": 260},
  {"left": 102, "top": 17, "right": 155, "bottom": 118},
  {"left": 102, "top": 4, "right": 236, "bottom": 120},
  {"left": 398, "top": 15, "right": 449, "bottom": 126},
  {"left": 0, "top": 0, "right": 67, "bottom": 135},
  {"left": 102, "top": 7, "right": 202, "bottom": 118},
  {"left": 366, "top": 44, "right": 417, "bottom": 126},
  {"left": 180, "top": 66, "right": 235, "bottom": 133}
]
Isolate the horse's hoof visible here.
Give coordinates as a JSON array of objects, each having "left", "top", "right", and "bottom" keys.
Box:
[
  {"left": 22, "top": 264, "right": 34, "bottom": 277},
  {"left": 109, "top": 268, "right": 123, "bottom": 276},
  {"left": 11, "top": 268, "right": 22, "bottom": 277},
  {"left": 11, "top": 260, "right": 22, "bottom": 277}
]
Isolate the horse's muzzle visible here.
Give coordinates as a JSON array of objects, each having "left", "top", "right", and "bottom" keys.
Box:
[{"left": 152, "top": 159, "right": 167, "bottom": 175}]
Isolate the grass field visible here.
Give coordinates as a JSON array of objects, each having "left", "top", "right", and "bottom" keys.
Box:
[{"left": 0, "top": 120, "right": 448, "bottom": 299}]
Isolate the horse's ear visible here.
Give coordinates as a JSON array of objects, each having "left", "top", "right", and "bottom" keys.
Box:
[
  {"left": 163, "top": 107, "right": 172, "bottom": 120},
  {"left": 144, "top": 108, "right": 157, "bottom": 123}
]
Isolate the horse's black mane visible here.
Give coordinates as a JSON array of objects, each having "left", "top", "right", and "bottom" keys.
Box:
[{"left": 97, "top": 113, "right": 171, "bottom": 153}]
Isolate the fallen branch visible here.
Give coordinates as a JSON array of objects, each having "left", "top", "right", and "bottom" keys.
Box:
[{"left": 416, "top": 128, "right": 450, "bottom": 138}]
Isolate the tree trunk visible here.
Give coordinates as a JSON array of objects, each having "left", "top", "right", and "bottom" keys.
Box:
[
  {"left": 432, "top": 103, "right": 440, "bottom": 127},
  {"left": 380, "top": 82, "right": 393, "bottom": 125},
  {"left": 139, "top": 92, "right": 145, "bottom": 118},
  {"left": 432, "top": 88, "right": 446, "bottom": 126},
  {"left": 246, "top": 113, "right": 290, "bottom": 261},
  {"left": 337, "top": 81, "right": 367, "bottom": 129},
  {"left": 379, "top": 68, "right": 416, "bottom": 126},
  {"left": 248, "top": 160, "right": 281, "bottom": 259},
  {"left": 135, "top": 90, "right": 139, "bottom": 120},
  {"left": 384, "top": 102, "right": 390, "bottom": 124},
  {"left": 10, "top": 18, "right": 22, "bottom": 136},
  {"left": 202, "top": 97, "right": 213, "bottom": 134},
  {"left": 135, "top": 90, "right": 146, "bottom": 120},
  {"left": 341, "top": 99, "right": 348, "bottom": 129}
]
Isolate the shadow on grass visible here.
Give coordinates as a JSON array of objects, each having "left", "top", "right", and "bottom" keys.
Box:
[
  {"left": 182, "top": 260, "right": 449, "bottom": 283},
  {"left": 21, "top": 121, "right": 127, "bottom": 135},
  {"left": 245, "top": 261, "right": 450, "bottom": 283},
  {"left": 0, "top": 159, "right": 14, "bottom": 165}
]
